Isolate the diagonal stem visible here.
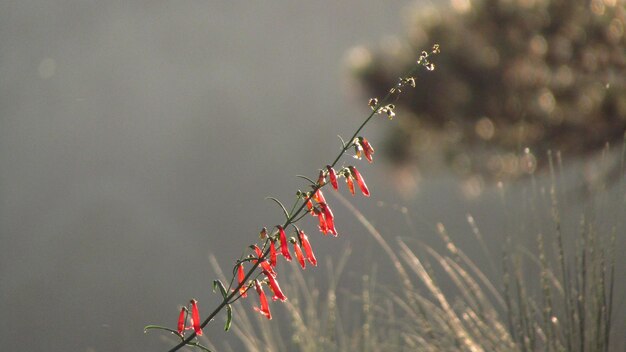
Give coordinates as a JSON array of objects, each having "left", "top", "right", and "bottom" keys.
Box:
[{"left": 167, "top": 57, "right": 429, "bottom": 352}]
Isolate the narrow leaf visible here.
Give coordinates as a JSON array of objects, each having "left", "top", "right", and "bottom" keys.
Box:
[
  {"left": 296, "top": 175, "right": 316, "bottom": 185},
  {"left": 225, "top": 304, "right": 233, "bottom": 331},
  {"left": 143, "top": 325, "right": 181, "bottom": 336},
  {"left": 213, "top": 279, "right": 228, "bottom": 299},
  {"left": 189, "top": 342, "right": 213, "bottom": 352},
  {"left": 265, "top": 197, "right": 289, "bottom": 219},
  {"left": 337, "top": 135, "right": 347, "bottom": 149}
]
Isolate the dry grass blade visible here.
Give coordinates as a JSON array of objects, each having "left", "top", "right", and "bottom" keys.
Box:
[{"left": 397, "top": 240, "right": 484, "bottom": 352}]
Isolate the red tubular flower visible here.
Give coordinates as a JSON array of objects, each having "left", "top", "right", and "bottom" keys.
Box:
[
  {"left": 314, "top": 208, "right": 328, "bottom": 234},
  {"left": 313, "top": 189, "right": 326, "bottom": 204},
  {"left": 263, "top": 270, "right": 287, "bottom": 301},
  {"left": 320, "top": 203, "right": 337, "bottom": 236},
  {"left": 306, "top": 197, "right": 315, "bottom": 215},
  {"left": 349, "top": 166, "right": 370, "bottom": 197},
  {"left": 293, "top": 241, "right": 306, "bottom": 269},
  {"left": 253, "top": 280, "right": 272, "bottom": 319},
  {"left": 360, "top": 137, "right": 375, "bottom": 163},
  {"left": 299, "top": 231, "right": 317, "bottom": 266},
  {"left": 277, "top": 225, "right": 292, "bottom": 261},
  {"left": 190, "top": 299, "right": 203, "bottom": 336},
  {"left": 237, "top": 263, "right": 248, "bottom": 297},
  {"left": 177, "top": 307, "right": 186, "bottom": 335},
  {"left": 326, "top": 165, "right": 338, "bottom": 190},
  {"left": 269, "top": 240, "right": 277, "bottom": 267},
  {"left": 263, "top": 261, "right": 276, "bottom": 277},
  {"left": 345, "top": 172, "right": 355, "bottom": 195},
  {"left": 252, "top": 245, "right": 276, "bottom": 277}
]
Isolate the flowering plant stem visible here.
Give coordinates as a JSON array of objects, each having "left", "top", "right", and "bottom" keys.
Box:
[{"left": 150, "top": 45, "right": 439, "bottom": 352}]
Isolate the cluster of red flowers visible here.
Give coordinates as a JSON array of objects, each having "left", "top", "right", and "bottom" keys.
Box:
[
  {"left": 174, "top": 137, "right": 374, "bottom": 336},
  {"left": 176, "top": 299, "right": 203, "bottom": 337},
  {"left": 153, "top": 46, "right": 438, "bottom": 351},
  {"left": 235, "top": 139, "right": 373, "bottom": 320}
]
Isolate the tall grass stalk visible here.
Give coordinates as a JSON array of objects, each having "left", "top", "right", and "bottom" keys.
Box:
[{"left": 377, "top": 150, "right": 621, "bottom": 351}]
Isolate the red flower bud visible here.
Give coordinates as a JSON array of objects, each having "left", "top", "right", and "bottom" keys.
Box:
[
  {"left": 263, "top": 270, "right": 287, "bottom": 301},
  {"left": 345, "top": 172, "right": 355, "bottom": 195},
  {"left": 354, "top": 143, "right": 363, "bottom": 159},
  {"left": 306, "top": 197, "right": 315, "bottom": 215},
  {"left": 259, "top": 227, "right": 268, "bottom": 239},
  {"left": 269, "top": 239, "right": 277, "bottom": 267},
  {"left": 360, "top": 137, "right": 375, "bottom": 163},
  {"left": 177, "top": 307, "right": 186, "bottom": 335},
  {"left": 318, "top": 169, "right": 326, "bottom": 186},
  {"left": 190, "top": 299, "right": 203, "bottom": 336},
  {"left": 277, "top": 225, "right": 292, "bottom": 261},
  {"left": 314, "top": 208, "right": 328, "bottom": 234},
  {"left": 349, "top": 166, "right": 370, "bottom": 197},
  {"left": 326, "top": 165, "right": 338, "bottom": 190},
  {"left": 237, "top": 263, "right": 248, "bottom": 297},
  {"left": 293, "top": 241, "right": 306, "bottom": 269},
  {"left": 253, "top": 280, "right": 272, "bottom": 319},
  {"left": 313, "top": 189, "right": 326, "bottom": 204},
  {"left": 320, "top": 203, "right": 337, "bottom": 236},
  {"left": 299, "top": 231, "right": 317, "bottom": 266},
  {"left": 252, "top": 245, "right": 263, "bottom": 257},
  {"left": 252, "top": 245, "right": 276, "bottom": 277}
]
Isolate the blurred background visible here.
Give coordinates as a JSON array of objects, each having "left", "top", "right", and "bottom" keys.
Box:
[{"left": 1, "top": 0, "right": 624, "bottom": 351}]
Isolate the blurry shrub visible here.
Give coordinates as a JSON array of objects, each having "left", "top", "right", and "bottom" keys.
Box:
[{"left": 348, "top": 0, "right": 625, "bottom": 188}]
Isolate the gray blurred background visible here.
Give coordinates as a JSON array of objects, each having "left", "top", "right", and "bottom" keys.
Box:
[{"left": 1, "top": 1, "right": 623, "bottom": 351}]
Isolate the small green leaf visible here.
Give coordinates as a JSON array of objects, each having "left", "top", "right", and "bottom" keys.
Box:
[
  {"left": 265, "top": 196, "right": 289, "bottom": 219},
  {"left": 224, "top": 304, "right": 233, "bottom": 331},
  {"left": 296, "top": 175, "right": 316, "bottom": 185},
  {"left": 213, "top": 279, "right": 228, "bottom": 298},
  {"left": 337, "top": 135, "right": 347, "bottom": 149},
  {"left": 189, "top": 342, "right": 213, "bottom": 352},
  {"left": 143, "top": 325, "right": 180, "bottom": 336}
]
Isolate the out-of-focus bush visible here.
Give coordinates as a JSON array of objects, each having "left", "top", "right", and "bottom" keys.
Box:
[{"left": 348, "top": 0, "right": 625, "bottom": 192}]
